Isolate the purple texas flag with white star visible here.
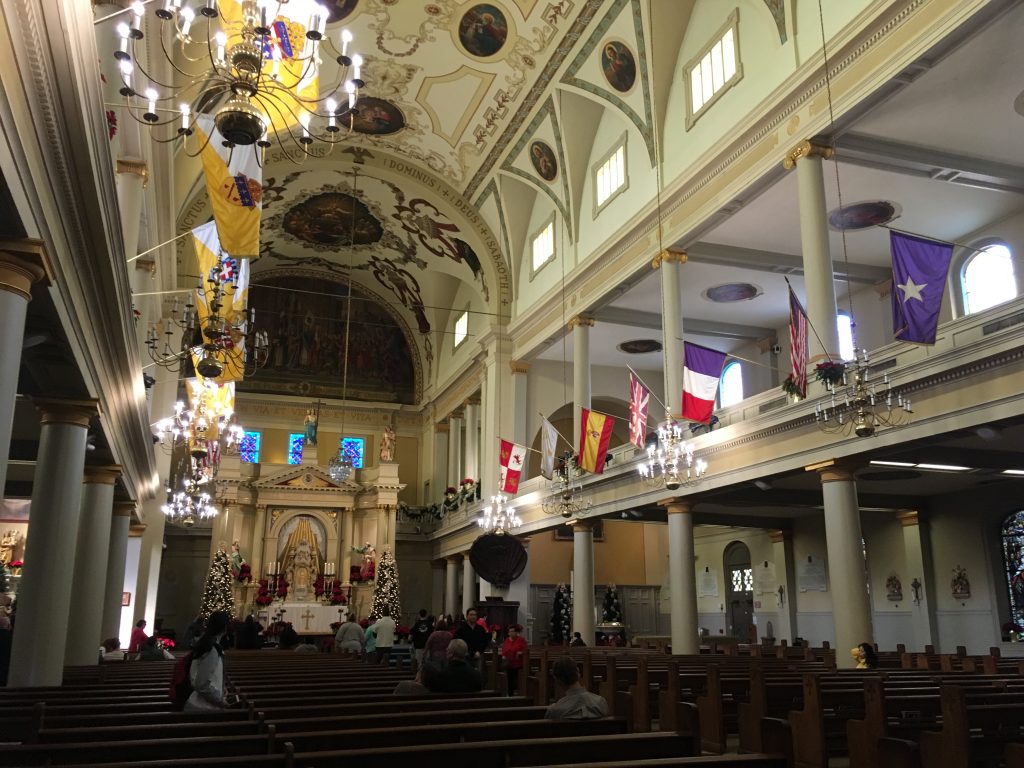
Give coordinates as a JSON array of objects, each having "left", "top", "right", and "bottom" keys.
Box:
[{"left": 890, "top": 231, "right": 954, "bottom": 345}]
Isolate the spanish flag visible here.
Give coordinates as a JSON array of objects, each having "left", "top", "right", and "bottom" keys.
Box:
[
  {"left": 193, "top": 115, "right": 263, "bottom": 258},
  {"left": 578, "top": 408, "right": 614, "bottom": 474}
]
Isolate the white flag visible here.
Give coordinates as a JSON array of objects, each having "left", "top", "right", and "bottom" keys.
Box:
[{"left": 540, "top": 418, "right": 558, "bottom": 480}]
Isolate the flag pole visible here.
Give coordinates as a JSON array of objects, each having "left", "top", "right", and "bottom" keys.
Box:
[
  {"left": 498, "top": 436, "right": 543, "bottom": 455},
  {"left": 126, "top": 230, "right": 192, "bottom": 263},
  {"left": 625, "top": 365, "right": 669, "bottom": 413},
  {"left": 784, "top": 277, "right": 835, "bottom": 363}
]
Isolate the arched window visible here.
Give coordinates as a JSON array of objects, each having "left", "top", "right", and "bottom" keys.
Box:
[
  {"left": 1001, "top": 511, "right": 1024, "bottom": 637},
  {"left": 837, "top": 313, "right": 855, "bottom": 361},
  {"left": 962, "top": 243, "right": 1017, "bottom": 315},
  {"left": 719, "top": 361, "right": 743, "bottom": 408}
]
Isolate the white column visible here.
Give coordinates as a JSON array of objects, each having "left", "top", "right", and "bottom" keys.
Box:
[
  {"left": 134, "top": 496, "right": 167, "bottom": 628},
  {"left": 445, "top": 557, "right": 460, "bottom": 617},
  {"left": 431, "top": 562, "right": 445, "bottom": 617},
  {"left": 898, "top": 511, "right": 936, "bottom": 651},
  {"left": 656, "top": 252, "right": 686, "bottom": 418},
  {"left": 0, "top": 249, "right": 46, "bottom": 499},
  {"left": 448, "top": 412, "right": 463, "bottom": 488},
  {"left": 818, "top": 464, "right": 872, "bottom": 666},
  {"left": 101, "top": 501, "right": 134, "bottom": 642},
  {"left": 665, "top": 500, "right": 699, "bottom": 655},
  {"left": 8, "top": 399, "right": 96, "bottom": 686},
  {"left": 572, "top": 522, "right": 595, "bottom": 644},
  {"left": 569, "top": 316, "right": 594, "bottom": 442},
  {"left": 432, "top": 423, "right": 449, "bottom": 499},
  {"left": 462, "top": 552, "right": 477, "bottom": 614},
  {"left": 250, "top": 504, "right": 268, "bottom": 581},
  {"left": 770, "top": 529, "right": 798, "bottom": 645},
  {"left": 786, "top": 142, "right": 840, "bottom": 361},
  {"left": 65, "top": 466, "right": 120, "bottom": 666},
  {"left": 340, "top": 508, "right": 354, "bottom": 584},
  {"left": 464, "top": 400, "right": 480, "bottom": 483},
  {"left": 510, "top": 362, "right": 529, "bottom": 447},
  {"left": 479, "top": 330, "right": 513, "bottom": 498}
]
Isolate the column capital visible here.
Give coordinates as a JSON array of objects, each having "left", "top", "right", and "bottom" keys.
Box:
[
  {"left": 446, "top": 555, "right": 461, "bottom": 565},
  {"left": 567, "top": 314, "right": 595, "bottom": 330},
  {"left": 463, "top": 396, "right": 481, "bottom": 408},
  {"left": 113, "top": 500, "right": 136, "bottom": 517},
  {"left": 34, "top": 397, "right": 100, "bottom": 428},
  {"left": 449, "top": 407, "right": 465, "bottom": 420},
  {"left": 435, "top": 422, "right": 449, "bottom": 434},
  {"left": 571, "top": 521, "right": 593, "bottom": 533},
  {"left": 0, "top": 241, "right": 50, "bottom": 300},
  {"left": 896, "top": 510, "right": 920, "bottom": 527},
  {"left": 809, "top": 459, "right": 860, "bottom": 483},
  {"left": 115, "top": 158, "right": 149, "bottom": 187},
  {"left": 659, "top": 497, "right": 695, "bottom": 515},
  {"left": 461, "top": 551, "right": 472, "bottom": 559},
  {"left": 783, "top": 140, "right": 834, "bottom": 170},
  {"left": 510, "top": 360, "right": 530, "bottom": 375},
  {"left": 768, "top": 529, "right": 788, "bottom": 544},
  {"left": 129, "top": 523, "right": 147, "bottom": 537},
  {"left": 83, "top": 464, "right": 122, "bottom": 485},
  {"left": 651, "top": 249, "right": 688, "bottom": 270}
]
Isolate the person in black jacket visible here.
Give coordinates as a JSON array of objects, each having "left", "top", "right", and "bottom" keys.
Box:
[
  {"left": 454, "top": 607, "right": 489, "bottom": 668},
  {"left": 410, "top": 609, "right": 433, "bottom": 672},
  {"left": 423, "top": 639, "right": 482, "bottom": 693}
]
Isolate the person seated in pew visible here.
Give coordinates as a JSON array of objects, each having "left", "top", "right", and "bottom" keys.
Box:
[
  {"left": 423, "top": 618, "right": 453, "bottom": 670},
  {"left": 851, "top": 642, "right": 878, "bottom": 669},
  {"left": 570, "top": 631, "right": 587, "bottom": 647},
  {"left": 99, "top": 637, "right": 126, "bottom": 662},
  {"left": 137, "top": 635, "right": 174, "bottom": 661},
  {"left": 235, "top": 615, "right": 263, "bottom": 650},
  {"left": 278, "top": 626, "right": 300, "bottom": 651},
  {"left": 545, "top": 656, "right": 609, "bottom": 720},
  {"left": 335, "top": 614, "right": 365, "bottom": 655},
  {"left": 392, "top": 668, "right": 429, "bottom": 696},
  {"left": 423, "top": 639, "right": 482, "bottom": 693},
  {"left": 185, "top": 611, "right": 237, "bottom": 712}
]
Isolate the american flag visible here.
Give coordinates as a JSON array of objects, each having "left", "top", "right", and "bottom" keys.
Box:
[
  {"left": 789, "top": 287, "right": 808, "bottom": 398},
  {"left": 628, "top": 372, "right": 650, "bottom": 449}
]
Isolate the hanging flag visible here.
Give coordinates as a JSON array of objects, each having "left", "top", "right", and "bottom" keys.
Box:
[
  {"left": 890, "top": 231, "right": 954, "bottom": 345},
  {"left": 498, "top": 439, "right": 527, "bottom": 494},
  {"left": 193, "top": 115, "right": 263, "bottom": 258},
  {"left": 628, "top": 372, "right": 650, "bottom": 449},
  {"left": 540, "top": 419, "right": 558, "bottom": 480},
  {"left": 682, "top": 342, "right": 727, "bottom": 424},
  {"left": 578, "top": 408, "right": 614, "bottom": 474},
  {"left": 788, "top": 287, "right": 809, "bottom": 398}
]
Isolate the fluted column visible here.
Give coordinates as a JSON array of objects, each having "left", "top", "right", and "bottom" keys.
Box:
[
  {"left": 432, "top": 422, "right": 449, "bottom": 500},
  {"left": 448, "top": 409, "right": 464, "bottom": 487},
  {"left": 785, "top": 141, "right": 840, "bottom": 360},
  {"left": 0, "top": 246, "right": 47, "bottom": 500},
  {"left": 463, "top": 399, "right": 480, "bottom": 483},
  {"left": 817, "top": 462, "right": 872, "bottom": 665},
  {"left": 9, "top": 398, "right": 97, "bottom": 686},
  {"left": 462, "top": 552, "right": 477, "bottom": 614},
  {"left": 445, "top": 556, "right": 460, "bottom": 617},
  {"left": 569, "top": 316, "right": 594, "bottom": 442},
  {"left": 572, "top": 522, "right": 595, "bottom": 644},
  {"left": 898, "top": 511, "right": 936, "bottom": 651},
  {"left": 664, "top": 499, "right": 699, "bottom": 655},
  {"left": 65, "top": 465, "right": 121, "bottom": 666},
  {"left": 340, "top": 508, "right": 354, "bottom": 584},
  {"left": 653, "top": 251, "right": 686, "bottom": 418},
  {"left": 101, "top": 501, "right": 134, "bottom": 642}
]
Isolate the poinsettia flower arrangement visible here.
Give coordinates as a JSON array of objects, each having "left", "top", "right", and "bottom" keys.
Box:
[
  {"left": 781, "top": 375, "right": 804, "bottom": 397},
  {"left": 235, "top": 563, "right": 252, "bottom": 583},
  {"left": 328, "top": 584, "right": 347, "bottom": 605},
  {"left": 254, "top": 579, "right": 274, "bottom": 605},
  {"left": 314, "top": 575, "right": 326, "bottom": 598},
  {"left": 814, "top": 360, "right": 846, "bottom": 387},
  {"left": 275, "top": 576, "right": 289, "bottom": 599}
]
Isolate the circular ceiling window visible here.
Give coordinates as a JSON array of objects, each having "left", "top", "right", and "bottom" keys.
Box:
[
  {"left": 617, "top": 339, "right": 663, "bottom": 354},
  {"left": 827, "top": 200, "right": 899, "bottom": 231},
  {"left": 703, "top": 283, "right": 762, "bottom": 303}
]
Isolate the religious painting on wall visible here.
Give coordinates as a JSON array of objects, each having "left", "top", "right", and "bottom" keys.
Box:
[
  {"left": 282, "top": 192, "right": 383, "bottom": 246},
  {"left": 601, "top": 40, "right": 637, "bottom": 93},
  {"left": 350, "top": 97, "right": 406, "bottom": 136},
  {"left": 529, "top": 141, "right": 558, "bottom": 182},
  {"left": 240, "top": 276, "right": 416, "bottom": 404},
  {"left": 458, "top": 3, "right": 509, "bottom": 58}
]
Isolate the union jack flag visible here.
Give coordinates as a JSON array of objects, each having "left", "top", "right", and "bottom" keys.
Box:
[{"left": 628, "top": 372, "right": 650, "bottom": 449}]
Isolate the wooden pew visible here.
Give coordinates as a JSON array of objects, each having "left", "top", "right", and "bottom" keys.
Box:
[{"left": 917, "top": 685, "right": 1024, "bottom": 768}]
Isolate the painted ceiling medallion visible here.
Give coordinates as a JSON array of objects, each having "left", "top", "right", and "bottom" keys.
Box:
[
  {"left": 282, "top": 193, "right": 384, "bottom": 246},
  {"left": 530, "top": 141, "right": 558, "bottom": 181},
  {"left": 601, "top": 40, "right": 637, "bottom": 93},
  {"left": 458, "top": 4, "right": 510, "bottom": 58},
  {"left": 350, "top": 97, "right": 406, "bottom": 136},
  {"left": 617, "top": 339, "right": 662, "bottom": 354},
  {"left": 703, "top": 283, "right": 762, "bottom": 303},
  {"left": 827, "top": 200, "right": 899, "bottom": 231}
]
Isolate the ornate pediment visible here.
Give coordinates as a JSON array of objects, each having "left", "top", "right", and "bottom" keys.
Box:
[{"left": 254, "top": 465, "right": 360, "bottom": 494}]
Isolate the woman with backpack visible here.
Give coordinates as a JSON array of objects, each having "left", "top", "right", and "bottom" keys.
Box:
[{"left": 184, "top": 611, "right": 233, "bottom": 711}]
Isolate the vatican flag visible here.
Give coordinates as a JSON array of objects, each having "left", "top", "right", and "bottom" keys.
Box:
[
  {"left": 193, "top": 115, "right": 263, "bottom": 258},
  {"left": 218, "top": 0, "right": 320, "bottom": 132}
]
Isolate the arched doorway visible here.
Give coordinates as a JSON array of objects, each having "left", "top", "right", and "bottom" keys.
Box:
[{"left": 724, "top": 541, "right": 754, "bottom": 641}]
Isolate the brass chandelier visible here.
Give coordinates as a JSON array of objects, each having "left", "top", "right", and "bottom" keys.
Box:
[
  {"left": 815, "top": 351, "right": 912, "bottom": 438},
  {"left": 637, "top": 411, "right": 707, "bottom": 491},
  {"left": 542, "top": 451, "right": 593, "bottom": 519}
]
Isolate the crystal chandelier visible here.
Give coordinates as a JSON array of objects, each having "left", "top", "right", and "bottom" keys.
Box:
[
  {"left": 477, "top": 494, "right": 522, "bottom": 534},
  {"left": 161, "top": 459, "right": 219, "bottom": 527},
  {"left": 328, "top": 447, "right": 353, "bottom": 483},
  {"left": 110, "top": 0, "right": 365, "bottom": 160},
  {"left": 542, "top": 452, "right": 593, "bottom": 519},
  {"left": 815, "top": 350, "right": 912, "bottom": 438},
  {"left": 155, "top": 395, "right": 245, "bottom": 472},
  {"left": 638, "top": 412, "right": 707, "bottom": 491}
]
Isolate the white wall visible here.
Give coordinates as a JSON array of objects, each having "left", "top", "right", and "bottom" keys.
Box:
[{"left": 119, "top": 535, "right": 141, "bottom": 647}]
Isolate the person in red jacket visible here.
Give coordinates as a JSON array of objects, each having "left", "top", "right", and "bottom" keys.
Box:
[
  {"left": 500, "top": 623, "right": 527, "bottom": 695},
  {"left": 128, "top": 619, "right": 149, "bottom": 653}
]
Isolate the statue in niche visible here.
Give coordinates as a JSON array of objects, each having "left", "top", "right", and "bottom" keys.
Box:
[
  {"left": 379, "top": 426, "right": 396, "bottom": 462},
  {"left": 280, "top": 517, "right": 323, "bottom": 601},
  {"left": 304, "top": 403, "right": 319, "bottom": 446},
  {"left": 0, "top": 531, "right": 18, "bottom": 565}
]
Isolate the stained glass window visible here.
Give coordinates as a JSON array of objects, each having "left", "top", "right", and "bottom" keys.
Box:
[
  {"left": 340, "top": 436, "right": 364, "bottom": 469},
  {"left": 288, "top": 433, "right": 304, "bottom": 465},
  {"left": 1001, "top": 511, "right": 1024, "bottom": 633},
  {"left": 240, "top": 431, "right": 261, "bottom": 464}
]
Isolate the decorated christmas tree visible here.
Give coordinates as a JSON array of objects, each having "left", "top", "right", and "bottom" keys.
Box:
[
  {"left": 602, "top": 584, "right": 623, "bottom": 623},
  {"left": 368, "top": 549, "right": 401, "bottom": 621},
  {"left": 550, "top": 583, "right": 572, "bottom": 644},
  {"left": 199, "top": 548, "right": 235, "bottom": 620}
]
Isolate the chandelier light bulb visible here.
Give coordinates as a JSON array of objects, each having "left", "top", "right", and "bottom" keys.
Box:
[
  {"left": 340, "top": 28, "right": 352, "bottom": 56},
  {"left": 325, "top": 97, "right": 337, "bottom": 130},
  {"left": 130, "top": 0, "right": 145, "bottom": 36},
  {"left": 351, "top": 53, "right": 363, "bottom": 82},
  {"left": 214, "top": 31, "right": 226, "bottom": 63},
  {"left": 180, "top": 6, "right": 195, "bottom": 37}
]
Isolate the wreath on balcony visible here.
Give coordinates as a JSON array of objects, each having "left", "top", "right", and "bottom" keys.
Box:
[{"left": 814, "top": 361, "right": 846, "bottom": 387}]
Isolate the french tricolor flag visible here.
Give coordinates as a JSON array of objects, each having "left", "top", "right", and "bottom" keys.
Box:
[{"left": 681, "top": 342, "right": 727, "bottom": 424}]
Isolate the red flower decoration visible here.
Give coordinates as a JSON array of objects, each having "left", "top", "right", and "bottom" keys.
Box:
[
  {"left": 8, "top": 560, "right": 22, "bottom": 568},
  {"left": 106, "top": 110, "right": 118, "bottom": 141},
  {"left": 235, "top": 563, "right": 252, "bottom": 583}
]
